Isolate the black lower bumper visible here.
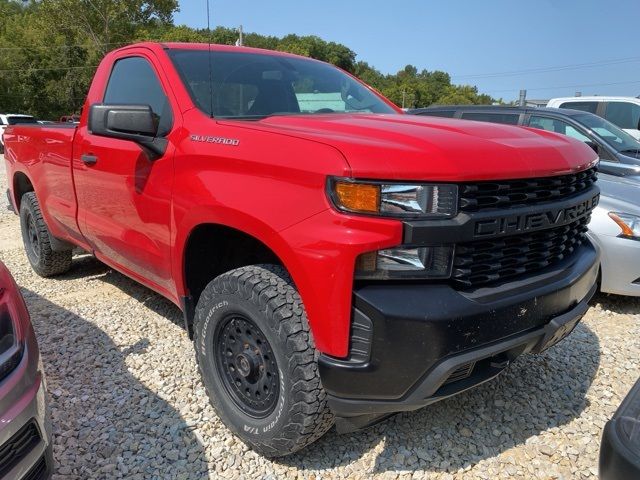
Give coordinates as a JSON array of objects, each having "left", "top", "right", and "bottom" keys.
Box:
[{"left": 319, "top": 242, "right": 599, "bottom": 432}]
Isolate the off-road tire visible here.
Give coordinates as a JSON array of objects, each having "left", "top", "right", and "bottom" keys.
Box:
[
  {"left": 193, "top": 264, "right": 334, "bottom": 457},
  {"left": 19, "top": 192, "right": 72, "bottom": 277}
]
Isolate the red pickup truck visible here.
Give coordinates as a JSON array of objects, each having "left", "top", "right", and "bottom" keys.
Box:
[{"left": 4, "top": 42, "right": 600, "bottom": 457}]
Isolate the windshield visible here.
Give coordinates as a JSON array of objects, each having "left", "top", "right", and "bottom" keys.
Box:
[
  {"left": 574, "top": 113, "right": 640, "bottom": 154},
  {"left": 168, "top": 49, "right": 396, "bottom": 118},
  {"left": 7, "top": 116, "right": 37, "bottom": 125}
]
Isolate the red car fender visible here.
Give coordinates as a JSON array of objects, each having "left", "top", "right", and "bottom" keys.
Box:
[{"left": 173, "top": 207, "right": 402, "bottom": 357}]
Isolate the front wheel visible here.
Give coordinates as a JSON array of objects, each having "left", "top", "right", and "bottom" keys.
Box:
[{"left": 193, "top": 265, "right": 334, "bottom": 457}]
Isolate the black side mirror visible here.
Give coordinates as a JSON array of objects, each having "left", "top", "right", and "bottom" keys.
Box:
[
  {"left": 585, "top": 140, "right": 600, "bottom": 154},
  {"left": 88, "top": 104, "right": 167, "bottom": 160}
]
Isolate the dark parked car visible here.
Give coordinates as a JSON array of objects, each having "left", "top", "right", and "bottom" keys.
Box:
[
  {"left": 0, "top": 261, "right": 52, "bottom": 479},
  {"left": 600, "top": 378, "right": 640, "bottom": 480},
  {"left": 410, "top": 106, "right": 640, "bottom": 178}
]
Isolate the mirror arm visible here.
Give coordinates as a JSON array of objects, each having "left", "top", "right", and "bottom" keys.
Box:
[{"left": 138, "top": 137, "right": 168, "bottom": 161}]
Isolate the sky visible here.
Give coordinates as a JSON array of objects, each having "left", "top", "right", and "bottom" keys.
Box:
[{"left": 175, "top": 0, "right": 640, "bottom": 102}]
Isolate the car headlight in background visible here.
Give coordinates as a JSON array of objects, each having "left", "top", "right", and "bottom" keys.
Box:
[
  {"left": 328, "top": 178, "right": 458, "bottom": 218},
  {"left": 0, "top": 306, "right": 22, "bottom": 395},
  {"left": 608, "top": 212, "right": 640, "bottom": 240},
  {"left": 355, "top": 245, "right": 454, "bottom": 279}
]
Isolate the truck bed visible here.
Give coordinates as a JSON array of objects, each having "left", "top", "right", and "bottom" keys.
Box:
[{"left": 3, "top": 123, "right": 80, "bottom": 247}]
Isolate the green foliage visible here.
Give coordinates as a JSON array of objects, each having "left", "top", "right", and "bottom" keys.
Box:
[
  {"left": 0, "top": 0, "right": 495, "bottom": 119},
  {"left": 353, "top": 62, "right": 494, "bottom": 108},
  {"left": 0, "top": 0, "right": 178, "bottom": 118}
]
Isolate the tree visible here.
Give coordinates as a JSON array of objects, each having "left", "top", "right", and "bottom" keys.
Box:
[
  {"left": 275, "top": 35, "right": 356, "bottom": 72},
  {"left": 0, "top": 2, "right": 495, "bottom": 119},
  {"left": 39, "top": 0, "right": 178, "bottom": 53},
  {"left": 0, "top": 0, "right": 179, "bottom": 117},
  {"left": 436, "top": 85, "right": 493, "bottom": 106}
]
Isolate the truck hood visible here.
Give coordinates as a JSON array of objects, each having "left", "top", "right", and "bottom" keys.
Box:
[{"left": 223, "top": 113, "right": 598, "bottom": 181}]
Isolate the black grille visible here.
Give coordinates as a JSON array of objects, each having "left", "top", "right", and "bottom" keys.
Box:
[
  {"left": 443, "top": 362, "right": 475, "bottom": 385},
  {"left": 453, "top": 216, "right": 590, "bottom": 288},
  {"left": 0, "top": 421, "right": 41, "bottom": 477},
  {"left": 23, "top": 454, "right": 49, "bottom": 480},
  {"left": 0, "top": 348, "right": 23, "bottom": 384},
  {"left": 348, "top": 310, "right": 373, "bottom": 363},
  {"left": 459, "top": 167, "right": 597, "bottom": 212}
]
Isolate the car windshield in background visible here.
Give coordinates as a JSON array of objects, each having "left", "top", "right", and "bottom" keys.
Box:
[
  {"left": 575, "top": 113, "right": 640, "bottom": 155},
  {"left": 7, "top": 116, "right": 37, "bottom": 125},
  {"left": 168, "top": 49, "right": 396, "bottom": 119}
]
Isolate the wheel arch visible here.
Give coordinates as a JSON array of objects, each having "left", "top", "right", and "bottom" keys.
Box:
[
  {"left": 176, "top": 212, "right": 311, "bottom": 340},
  {"left": 12, "top": 170, "right": 35, "bottom": 211},
  {"left": 181, "top": 222, "right": 286, "bottom": 305}
]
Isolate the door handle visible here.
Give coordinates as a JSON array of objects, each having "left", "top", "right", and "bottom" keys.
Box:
[{"left": 81, "top": 154, "right": 98, "bottom": 166}]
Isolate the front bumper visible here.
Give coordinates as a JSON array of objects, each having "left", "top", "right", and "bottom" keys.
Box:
[
  {"left": 0, "top": 343, "right": 52, "bottom": 480},
  {"left": 319, "top": 241, "right": 599, "bottom": 432},
  {"left": 596, "top": 233, "right": 640, "bottom": 297}
]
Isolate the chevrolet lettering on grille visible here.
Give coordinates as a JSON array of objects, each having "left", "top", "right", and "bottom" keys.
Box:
[{"left": 474, "top": 193, "right": 600, "bottom": 237}]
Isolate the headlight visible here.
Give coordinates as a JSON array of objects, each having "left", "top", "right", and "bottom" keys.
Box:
[
  {"left": 0, "top": 305, "right": 17, "bottom": 356},
  {"left": 355, "top": 245, "right": 454, "bottom": 279},
  {"left": 0, "top": 300, "right": 24, "bottom": 383},
  {"left": 328, "top": 178, "right": 458, "bottom": 218},
  {"left": 0, "top": 265, "right": 27, "bottom": 382},
  {"left": 608, "top": 212, "right": 640, "bottom": 240}
]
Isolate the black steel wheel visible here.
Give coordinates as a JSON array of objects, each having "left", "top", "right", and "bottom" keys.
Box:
[
  {"left": 24, "top": 210, "right": 41, "bottom": 261},
  {"left": 215, "top": 314, "right": 280, "bottom": 418}
]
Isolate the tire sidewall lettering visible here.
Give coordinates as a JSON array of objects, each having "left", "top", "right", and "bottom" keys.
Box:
[
  {"left": 197, "top": 297, "right": 290, "bottom": 437},
  {"left": 244, "top": 369, "right": 286, "bottom": 434},
  {"left": 199, "top": 300, "right": 228, "bottom": 357}
]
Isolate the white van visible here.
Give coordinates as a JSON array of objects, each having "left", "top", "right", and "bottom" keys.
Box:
[
  {"left": 547, "top": 96, "right": 640, "bottom": 140},
  {"left": 0, "top": 113, "right": 38, "bottom": 153}
]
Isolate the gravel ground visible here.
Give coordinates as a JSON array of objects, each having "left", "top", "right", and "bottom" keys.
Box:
[{"left": 1, "top": 156, "right": 639, "bottom": 479}]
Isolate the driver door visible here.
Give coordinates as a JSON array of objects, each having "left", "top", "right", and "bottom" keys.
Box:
[{"left": 72, "top": 53, "right": 176, "bottom": 296}]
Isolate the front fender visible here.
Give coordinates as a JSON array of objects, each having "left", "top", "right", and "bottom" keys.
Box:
[{"left": 172, "top": 204, "right": 402, "bottom": 357}]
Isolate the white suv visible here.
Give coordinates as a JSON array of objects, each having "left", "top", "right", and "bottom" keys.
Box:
[
  {"left": 547, "top": 96, "right": 640, "bottom": 140},
  {"left": 0, "top": 113, "right": 38, "bottom": 153}
]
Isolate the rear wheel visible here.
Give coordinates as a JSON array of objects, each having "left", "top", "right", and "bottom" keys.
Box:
[
  {"left": 19, "top": 192, "right": 72, "bottom": 277},
  {"left": 193, "top": 264, "right": 334, "bottom": 457}
]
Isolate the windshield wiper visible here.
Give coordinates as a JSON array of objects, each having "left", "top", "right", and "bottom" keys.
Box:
[
  {"left": 215, "top": 114, "right": 269, "bottom": 121},
  {"left": 215, "top": 112, "right": 308, "bottom": 121},
  {"left": 215, "top": 111, "right": 366, "bottom": 121}
]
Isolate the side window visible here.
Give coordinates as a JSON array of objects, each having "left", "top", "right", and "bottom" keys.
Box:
[
  {"left": 604, "top": 102, "right": 640, "bottom": 130},
  {"left": 104, "top": 57, "right": 171, "bottom": 132},
  {"left": 529, "top": 116, "right": 590, "bottom": 142},
  {"left": 565, "top": 125, "right": 590, "bottom": 143},
  {"left": 460, "top": 112, "right": 520, "bottom": 125},
  {"left": 558, "top": 101, "right": 598, "bottom": 114}
]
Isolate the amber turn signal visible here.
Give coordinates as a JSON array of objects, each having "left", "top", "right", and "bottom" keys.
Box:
[
  {"left": 608, "top": 212, "right": 640, "bottom": 239},
  {"left": 333, "top": 181, "right": 380, "bottom": 214}
]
